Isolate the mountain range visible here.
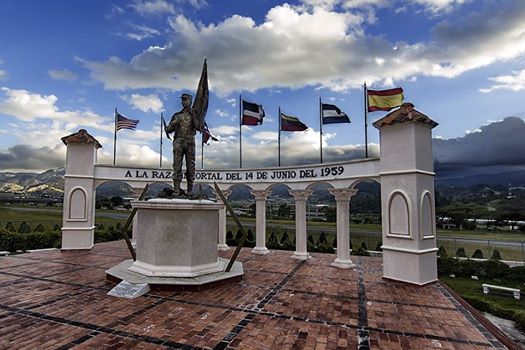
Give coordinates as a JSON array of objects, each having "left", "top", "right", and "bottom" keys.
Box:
[{"left": 0, "top": 167, "right": 523, "bottom": 202}]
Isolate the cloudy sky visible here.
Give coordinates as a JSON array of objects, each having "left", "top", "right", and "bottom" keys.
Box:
[{"left": 0, "top": 0, "right": 524, "bottom": 174}]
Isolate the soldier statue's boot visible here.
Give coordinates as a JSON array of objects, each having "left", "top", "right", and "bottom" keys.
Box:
[
  {"left": 173, "top": 182, "right": 183, "bottom": 196},
  {"left": 186, "top": 181, "right": 194, "bottom": 196}
]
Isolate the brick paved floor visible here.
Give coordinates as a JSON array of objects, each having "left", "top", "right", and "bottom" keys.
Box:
[{"left": 0, "top": 241, "right": 509, "bottom": 349}]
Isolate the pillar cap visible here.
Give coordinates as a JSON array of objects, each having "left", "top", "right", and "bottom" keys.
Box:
[
  {"left": 61, "top": 129, "right": 102, "bottom": 149},
  {"left": 372, "top": 103, "right": 438, "bottom": 130}
]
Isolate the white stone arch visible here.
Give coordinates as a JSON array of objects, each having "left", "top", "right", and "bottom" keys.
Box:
[
  {"left": 68, "top": 187, "right": 87, "bottom": 221},
  {"left": 386, "top": 190, "right": 412, "bottom": 238},
  {"left": 348, "top": 177, "right": 380, "bottom": 190},
  {"left": 420, "top": 190, "right": 435, "bottom": 238},
  {"left": 305, "top": 180, "right": 335, "bottom": 191}
]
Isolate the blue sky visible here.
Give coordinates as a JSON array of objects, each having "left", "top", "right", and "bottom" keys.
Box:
[{"left": 1, "top": 0, "right": 525, "bottom": 172}]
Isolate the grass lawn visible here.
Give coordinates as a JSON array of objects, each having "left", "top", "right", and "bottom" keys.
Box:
[
  {"left": 440, "top": 275, "right": 525, "bottom": 331},
  {"left": 0, "top": 205, "right": 125, "bottom": 231}
]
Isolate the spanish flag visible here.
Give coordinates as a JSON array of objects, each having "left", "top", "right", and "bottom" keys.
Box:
[{"left": 367, "top": 88, "right": 404, "bottom": 112}]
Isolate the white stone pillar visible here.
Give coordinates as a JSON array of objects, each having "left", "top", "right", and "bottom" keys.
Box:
[
  {"left": 374, "top": 102, "right": 439, "bottom": 285},
  {"left": 250, "top": 190, "right": 271, "bottom": 255},
  {"left": 289, "top": 189, "right": 313, "bottom": 260},
  {"left": 130, "top": 187, "right": 144, "bottom": 248},
  {"left": 60, "top": 130, "right": 101, "bottom": 250},
  {"left": 328, "top": 188, "right": 358, "bottom": 269},
  {"left": 216, "top": 189, "right": 231, "bottom": 250}
]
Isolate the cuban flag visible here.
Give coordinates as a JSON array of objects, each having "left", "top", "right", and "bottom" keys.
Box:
[{"left": 321, "top": 103, "right": 350, "bottom": 124}]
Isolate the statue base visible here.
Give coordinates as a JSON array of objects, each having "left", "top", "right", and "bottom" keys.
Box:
[{"left": 106, "top": 198, "right": 243, "bottom": 289}]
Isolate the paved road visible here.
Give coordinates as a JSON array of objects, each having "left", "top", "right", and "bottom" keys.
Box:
[{"left": 229, "top": 220, "right": 525, "bottom": 247}]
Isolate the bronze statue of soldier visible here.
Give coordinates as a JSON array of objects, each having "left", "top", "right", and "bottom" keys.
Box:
[
  {"left": 166, "top": 93, "right": 202, "bottom": 196},
  {"left": 162, "top": 59, "right": 208, "bottom": 198}
]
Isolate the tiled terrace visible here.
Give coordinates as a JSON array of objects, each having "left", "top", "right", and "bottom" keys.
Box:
[{"left": 0, "top": 241, "right": 512, "bottom": 349}]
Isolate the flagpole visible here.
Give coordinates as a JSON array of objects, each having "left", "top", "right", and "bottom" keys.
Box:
[
  {"left": 113, "top": 108, "right": 117, "bottom": 165},
  {"left": 319, "top": 97, "right": 323, "bottom": 163},
  {"left": 159, "top": 112, "right": 163, "bottom": 168},
  {"left": 278, "top": 107, "right": 281, "bottom": 167},
  {"left": 364, "top": 82, "right": 368, "bottom": 158},
  {"left": 201, "top": 134, "right": 204, "bottom": 169},
  {"left": 239, "top": 94, "right": 242, "bottom": 168}
]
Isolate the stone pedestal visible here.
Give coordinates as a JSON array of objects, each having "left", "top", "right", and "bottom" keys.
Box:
[
  {"left": 106, "top": 198, "right": 244, "bottom": 289},
  {"left": 129, "top": 199, "right": 223, "bottom": 278}
]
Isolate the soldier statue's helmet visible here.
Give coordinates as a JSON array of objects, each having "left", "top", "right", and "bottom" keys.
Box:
[{"left": 180, "top": 93, "right": 192, "bottom": 100}]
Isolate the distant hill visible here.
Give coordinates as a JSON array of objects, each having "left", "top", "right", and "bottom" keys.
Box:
[
  {"left": 0, "top": 168, "right": 65, "bottom": 195},
  {"left": 0, "top": 167, "right": 523, "bottom": 204},
  {"left": 436, "top": 169, "right": 525, "bottom": 187}
]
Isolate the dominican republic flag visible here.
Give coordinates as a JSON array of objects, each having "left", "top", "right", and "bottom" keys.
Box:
[
  {"left": 116, "top": 112, "right": 139, "bottom": 131},
  {"left": 321, "top": 103, "right": 351, "bottom": 124},
  {"left": 281, "top": 113, "right": 308, "bottom": 132},
  {"left": 242, "top": 100, "right": 265, "bottom": 125},
  {"left": 367, "top": 87, "right": 404, "bottom": 112},
  {"left": 202, "top": 121, "right": 218, "bottom": 144}
]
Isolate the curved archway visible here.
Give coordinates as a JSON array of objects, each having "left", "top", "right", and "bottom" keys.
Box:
[
  {"left": 420, "top": 191, "right": 434, "bottom": 238},
  {"left": 69, "top": 187, "right": 87, "bottom": 220},
  {"left": 387, "top": 191, "right": 411, "bottom": 236}
]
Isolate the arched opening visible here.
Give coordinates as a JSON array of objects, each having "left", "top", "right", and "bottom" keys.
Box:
[
  {"left": 421, "top": 191, "right": 434, "bottom": 237},
  {"left": 388, "top": 191, "right": 410, "bottom": 236},
  {"left": 69, "top": 187, "right": 87, "bottom": 220},
  {"left": 95, "top": 180, "right": 133, "bottom": 210},
  {"left": 349, "top": 178, "right": 381, "bottom": 251},
  {"left": 265, "top": 183, "right": 293, "bottom": 221}
]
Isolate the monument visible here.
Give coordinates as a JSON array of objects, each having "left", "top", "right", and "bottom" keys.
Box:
[
  {"left": 164, "top": 59, "right": 208, "bottom": 197},
  {"left": 106, "top": 60, "right": 244, "bottom": 291}
]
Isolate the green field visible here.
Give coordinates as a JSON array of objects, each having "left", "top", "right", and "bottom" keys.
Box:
[
  {"left": 0, "top": 205, "right": 125, "bottom": 231},
  {"left": 1, "top": 204, "right": 523, "bottom": 261}
]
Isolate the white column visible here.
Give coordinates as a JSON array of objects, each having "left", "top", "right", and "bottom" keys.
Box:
[
  {"left": 328, "top": 188, "right": 358, "bottom": 269},
  {"left": 289, "top": 189, "right": 313, "bottom": 260},
  {"left": 130, "top": 187, "right": 144, "bottom": 248},
  {"left": 216, "top": 189, "right": 231, "bottom": 250},
  {"left": 250, "top": 190, "right": 271, "bottom": 255},
  {"left": 61, "top": 129, "right": 101, "bottom": 250},
  {"left": 375, "top": 102, "right": 439, "bottom": 285}
]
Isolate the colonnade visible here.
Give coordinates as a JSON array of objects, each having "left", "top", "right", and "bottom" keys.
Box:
[{"left": 208, "top": 186, "right": 360, "bottom": 268}]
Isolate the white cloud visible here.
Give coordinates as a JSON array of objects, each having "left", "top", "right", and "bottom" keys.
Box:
[
  {"left": 111, "top": 4, "right": 125, "bottom": 15},
  {"left": 126, "top": 24, "right": 160, "bottom": 41},
  {"left": 410, "top": 0, "right": 468, "bottom": 13},
  {"left": 0, "top": 70, "right": 7, "bottom": 80},
  {"left": 213, "top": 125, "right": 238, "bottom": 136},
  {"left": 79, "top": 2, "right": 525, "bottom": 95},
  {"left": 130, "top": 0, "right": 175, "bottom": 15},
  {"left": 0, "top": 144, "right": 66, "bottom": 172},
  {"left": 201, "top": 128, "right": 375, "bottom": 169},
  {"left": 252, "top": 131, "right": 278, "bottom": 141},
  {"left": 48, "top": 69, "right": 78, "bottom": 82},
  {"left": 214, "top": 108, "right": 230, "bottom": 118},
  {"left": 98, "top": 141, "right": 162, "bottom": 167},
  {"left": 186, "top": 0, "right": 208, "bottom": 9},
  {"left": 0, "top": 87, "right": 111, "bottom": 131},
  {"left": 226, "top": 98, "right": 236, "bottom": 107},
  {"left": 479, "top": 68, "right": 525, "bottom": 93},
  {"left": 121, "top": 93, "right": 164, "bottom": 113}
]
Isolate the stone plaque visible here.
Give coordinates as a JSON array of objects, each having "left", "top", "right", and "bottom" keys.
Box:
[{"left": 107, "top": 280, "right": 150, "bottom": 299}]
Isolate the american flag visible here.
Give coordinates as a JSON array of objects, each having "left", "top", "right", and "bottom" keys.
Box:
[{"left": 116, "top": 112, "right": 139, "bottom": 131}]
